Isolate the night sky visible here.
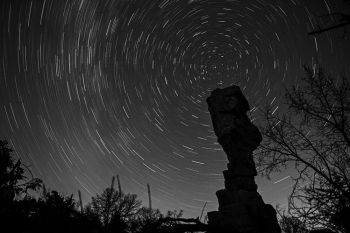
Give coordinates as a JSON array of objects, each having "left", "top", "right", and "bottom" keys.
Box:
[{"left": 1, "top": 0, "right": 350, "bottom": 217}]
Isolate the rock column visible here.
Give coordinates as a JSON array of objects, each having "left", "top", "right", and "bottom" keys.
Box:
[{"left": 206, "top": 85, "right": 280, "bottom": 233}]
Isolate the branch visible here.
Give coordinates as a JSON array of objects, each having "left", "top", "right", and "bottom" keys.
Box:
[{"left": 308, "top": 21, "right": 350, "bottom": 35}]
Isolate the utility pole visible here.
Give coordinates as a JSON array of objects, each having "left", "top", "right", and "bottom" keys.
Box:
[
  {"left": 117, "top": 174, "right": 122, "bottom": 194},
  {"left": 147, "top": 183, "right": 152, "bottom": 210},
  {"left": 78, "top": 190, "right": 83, "bottom": 213},
  {"left": 110, "top": 176, "right": 115, "bottom": 190}
]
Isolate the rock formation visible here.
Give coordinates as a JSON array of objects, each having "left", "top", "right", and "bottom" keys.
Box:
[{"left": 206, "top": 85, "right": 281, "bottom": 233}]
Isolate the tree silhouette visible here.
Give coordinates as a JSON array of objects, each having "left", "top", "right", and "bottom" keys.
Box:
[
  {"left": 280, "top": 216, "right": 308, "bottom": 233},
  {"left": 0, "top": 139, "right": 43, "bottom": 232},
  {"left": 0, "top": 138, "right": 193, "bottom": 233},
  {"left": 277, "top": 207, "right": 308, "bottom": 233},
  {"left": 86, "top": 187, "right": 142, "bottom": 232},
  {"left": 0, "top": 139, "right": 42, "bottom": 203},
  {"left": 130, "top": 207, "right": 163, "bottom": 233},
  {"left": 256, "top": 65, "right": 350, "bottom": 232}
]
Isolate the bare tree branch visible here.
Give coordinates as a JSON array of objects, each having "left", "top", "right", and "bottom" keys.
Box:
[{"left": 256, "top": 65, "right": 350, "bottom": 233}]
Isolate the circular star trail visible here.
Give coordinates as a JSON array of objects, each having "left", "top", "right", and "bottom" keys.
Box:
[{"left": 1, "top": 0, "right": 349, "bottom": 217}]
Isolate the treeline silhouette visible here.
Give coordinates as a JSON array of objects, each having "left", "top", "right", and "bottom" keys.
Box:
[{"left": 0, "top": 139, "right": 185, "bottom": 233}]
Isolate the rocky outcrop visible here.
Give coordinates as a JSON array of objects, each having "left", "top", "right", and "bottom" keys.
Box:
[{"left": 206, "top": 85, "right": 281, "bottom": 233}]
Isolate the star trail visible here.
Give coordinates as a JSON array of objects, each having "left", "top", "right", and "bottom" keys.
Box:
[{"left": 1, "top": 0, "right": 349, "bottom": 217}]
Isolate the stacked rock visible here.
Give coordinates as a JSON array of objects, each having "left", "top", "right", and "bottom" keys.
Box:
[{"left": 206, "top": 85, "right": 281, "bottom": 233}]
